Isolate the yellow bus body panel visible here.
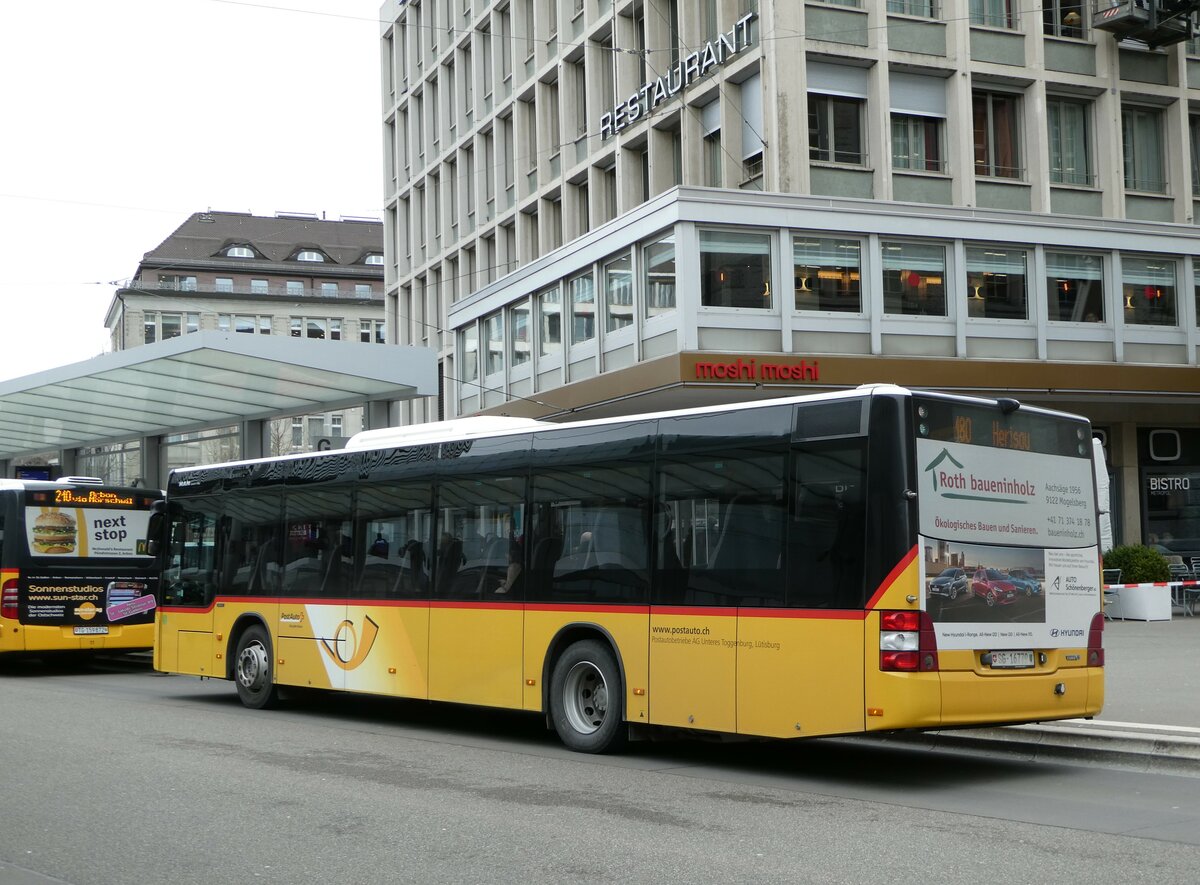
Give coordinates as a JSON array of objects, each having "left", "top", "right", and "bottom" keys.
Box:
[
  {"left": 521, "top": 606, "right": 650, "bottom": 720},
  {"left": 648, "top": 610, "right": 737, "bottom": 733},
  {"left": 737, "top": 612, "right": 865, "bottom": 738},
  {"left": 429, "top": 603, "right": 522, "bottom": 709}
]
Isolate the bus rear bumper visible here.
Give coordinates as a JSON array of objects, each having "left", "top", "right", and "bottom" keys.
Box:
[{"left": 937, "top": 666, "right": 1103, "bottom": 727}]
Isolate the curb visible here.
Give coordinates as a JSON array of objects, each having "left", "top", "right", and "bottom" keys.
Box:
[{"left": 852, "top": 720, "right": 1200, "bottom": 776}]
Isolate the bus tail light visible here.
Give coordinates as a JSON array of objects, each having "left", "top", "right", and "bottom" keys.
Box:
[
  {"left": 1, "top": 579, "right": 18, "bottom": 620},
  {"left": 1087, "top": 612, "right": 1105, "bottom": 667},
  {"left": 879, "top": 610, "right": 938, "bottom": 672}
]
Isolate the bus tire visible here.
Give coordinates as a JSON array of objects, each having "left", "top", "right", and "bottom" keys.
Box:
[
  {"left": 549, "top": 639, "right": 626, "bottom": 754},
  {"left": 234, "top": 625, "right": 279, "bottom": 710}
]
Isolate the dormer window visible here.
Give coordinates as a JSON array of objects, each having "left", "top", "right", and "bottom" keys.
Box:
[
  {"left": 225, "top": 245, "right": 255, "bottom": 258},
  {"left": 296, "top": 250, "right": 326, "bottom": 262},
  {"left": 364, "top": 253, "right": 384, "bottom": 266}
]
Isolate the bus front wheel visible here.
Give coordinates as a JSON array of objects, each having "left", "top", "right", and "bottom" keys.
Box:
[
  {"left": 549, "top": 640, "right": 626, "bottom": 754},
  {"left": 234, "top": 626, "right": 279, "bottom": 710}
]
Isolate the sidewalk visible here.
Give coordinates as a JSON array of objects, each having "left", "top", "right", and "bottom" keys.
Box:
[{"left": 873, "top": 615, "right": 1200, "bottom": 772}]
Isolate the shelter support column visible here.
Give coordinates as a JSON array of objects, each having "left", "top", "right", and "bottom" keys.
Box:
[
  {"left": 241, "top": 420, "right": 268, "bottom": 461},
  {"left": 366, "top": 401, "right": 392, "bottom": 431},
  {"left": 141, "top": 435, "right": 162, "bottom": 491}
]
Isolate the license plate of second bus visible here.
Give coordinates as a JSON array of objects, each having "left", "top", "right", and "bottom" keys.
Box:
[
  {"left": 73, "top": 626, "right": 109, "bottom": 635},
  {"left": 991, "top": 650, "right": 1034, "bottom": 669}
]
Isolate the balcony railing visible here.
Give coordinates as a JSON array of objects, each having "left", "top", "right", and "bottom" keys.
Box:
[{"left": 122, "top": 280, "right": 382, "bottom": 300}]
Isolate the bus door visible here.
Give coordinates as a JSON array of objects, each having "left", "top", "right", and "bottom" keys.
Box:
[
  {"left": 274, "top": 492, "right": 347, "bottom": 692},
  {"left": 650, "top": 466, "right": 745, "bottom": 734},
  {"left": 159, "top": 497, "right": 220, "bottom": 674},
  {"left": 429, "top": 475, "right": 525, "bottom": 710},
  {"left": 736, "top": 442, "right": 869, "bottom": 739},
  {"left": 351, "top": 484, "right": 434, "bottom": 699}
]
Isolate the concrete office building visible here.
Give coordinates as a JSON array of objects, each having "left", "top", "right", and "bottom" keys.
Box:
[{"left": 379, "top": 0, "right": 1200, "bottom": 546}]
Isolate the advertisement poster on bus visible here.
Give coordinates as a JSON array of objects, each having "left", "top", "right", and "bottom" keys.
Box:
[
  {"left": 18, "top": 575, "right": 158, "bottom": 626},
  {"left": 915, "top": 438, "right": 1101, "bottom": 650},
  {"left": 24, "top": 506, "right": 154, "bottom": 559}
]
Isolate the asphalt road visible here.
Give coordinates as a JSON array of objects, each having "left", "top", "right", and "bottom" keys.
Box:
[{"left": 1, "top": 655, "right": 1198, "bottom": 885}]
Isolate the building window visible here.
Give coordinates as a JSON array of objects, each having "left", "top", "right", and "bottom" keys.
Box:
[
  {"left": 510, "top": 301, "right": 531, "bottom": 367},
  {"left": 1043, "top": 0, "right": 1086, "bottom": 38},
  {"left": 143, "top": 311, "right": 198, "bottom": 344},
  {"left": 296, "top": 250, "right": 326, "bottom": 262},
  {"left": 484, "top": 311, "right": 504, "bottom": 375},
  {"left": 460, "top": 324, "right": 479, "bottom": 384},
  {"left": 603, "top": 251, "right": 634, "bottom": 333},
  {"left": 290, "top": 317, "right": 342, "bottom": 339},
  {"left": 891, "top": 114, "right": 943, "bottom": 172},
  {"left": 1046, "top": 251, "right": 1104, "bottom": 323},
  {"left": 1194, "top": 263, "right": 1200, "bottom": 327},
  {"left": 321, "top": 283, "right": 339, "bottom": 296},
  {"left": 882, "top": 241, "right": 947, "bottom": 316},
  {"left": 808, "top": 95, "right": 865, "bottom": 165},
  {"left": 220, "top": 314, "right": 271, "bottom": 334},
  {"left": 1122, "top": 106, "right": 1166, "bottom": 194},
  {"left": 644, "top": 235, "right": 676, "bottom": 319},
  {"left": 225, "top": 245, "right": 255, "bottom": 258},
  {"left": 287, "top": 281, "right": 305, "bottom": 296},
  {"left": 355, "top": 284, "right": 373, "bottom": 297},
  {"left": 1122, "top": 255, "right": 1177, "bottom": 327},
  {"left": 1048, "top": 98, "right": 1092, "bottom": 186},
  {"left": 538, "top": 285, "right": 562, "bottom": 357},
  {"left": 970, "top": 0, "right": 1015, "bottom": 28},
  {"left": 251, "top": 279, "right": 269, "bottom": 294},
  {"left": 973, "top": 90, "right": 1021, "bottom": 179},
  {"left": 569, "top": 271, "right": 596, "bottom": 344},
  {"left": 793, "top": 236, "right": 862, "bottom": 313},
  {"left": 887, "top": 0, "right": 936, "bottom": 15},
  {"left": 291, "top": 419, "right": 303, "bottom": 449},
  {"left": 158, "top": 274, "right": 197, "bottom": 291},
  {"left": 364, "top": 253, "right": 384, "bottom": 265},
  {"left": 1190, "top": 114, "right": 1200, "bottom": 197},
  {"left": 966, "top": 245, "right": 1028, "bottom": 320},
  {"left": 215, "top": 277, "right": 234, "bottom": 292},
  {"left": 704, "top": 131, "right": 722, "bottom": 187},
  {"left": 700, "top": 230, "right": 773, "bottom": 309},
  {"left": 360, "top": 319, "right": 386, "bottom": 343}
]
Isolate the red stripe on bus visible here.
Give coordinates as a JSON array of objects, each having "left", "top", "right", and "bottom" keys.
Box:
[
  {"left": 738, "top": 608, "right": 865, "bottom": 620},
  {"left": 525, "top": 603, "right": 651, "bottom": 614},
  {"left": 865, "top": 545, "right": 919, "bottom": 611},
  {"left": 651, "top": 606, "right": 734, "bottom": 617}
]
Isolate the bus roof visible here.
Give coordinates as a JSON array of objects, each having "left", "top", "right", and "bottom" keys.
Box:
[{"left": 167, "top": 384, "right": 1089, "bottom": 480}]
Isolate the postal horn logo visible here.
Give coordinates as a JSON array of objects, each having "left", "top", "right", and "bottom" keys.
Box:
[{"left": 320, "top": 615, "right": 380, "bottom": 670}]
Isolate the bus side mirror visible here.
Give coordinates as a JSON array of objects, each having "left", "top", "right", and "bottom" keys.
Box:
[{"left": 146, "top": 539, "right": 160, "bottom": 556}]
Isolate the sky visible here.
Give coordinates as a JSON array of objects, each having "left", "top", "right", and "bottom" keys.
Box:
[{"left": 0, "top": 0, "right": 386, "bottom": 383}]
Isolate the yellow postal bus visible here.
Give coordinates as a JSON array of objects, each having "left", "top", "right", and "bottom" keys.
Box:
[
  {"left": 1, "top": 478, "right": 161, "bottom": 657},
  {"left": 154, "top": 385, "right": 1104, "bottom": 752}
]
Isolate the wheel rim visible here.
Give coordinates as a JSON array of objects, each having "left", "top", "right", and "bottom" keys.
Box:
[
  {"left": 562, "top": 659, "right": 609, "bottom": 736},
  {"left": 986, "top": 594, "right": 995, "bottom": 607},
  {"left": 237, "top": 639, "right": 270, "bottom": 694}
]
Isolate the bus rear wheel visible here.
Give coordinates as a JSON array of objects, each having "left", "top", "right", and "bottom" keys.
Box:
[
  {"left": 549, "top": 640, "right": 626, "bottom": 754},
  {"left": 234, "top": 625, "right": 279, "bottom": 710}
]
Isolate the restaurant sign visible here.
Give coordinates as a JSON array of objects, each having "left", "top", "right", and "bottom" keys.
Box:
[
  {"left": 693, "top": 356, "right": 819, "bottom": 383},
  {"left": 599, "top": 12, "right": 757, "bottom": 140}
]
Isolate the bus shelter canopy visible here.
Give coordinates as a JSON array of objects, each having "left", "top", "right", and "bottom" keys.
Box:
[{"left": 0, "top": 332, "right": 437, "bottom": 460}]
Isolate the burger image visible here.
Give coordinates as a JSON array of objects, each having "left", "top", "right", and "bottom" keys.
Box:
[{"left": 32, "top": 510, "right": 76, "bottom": 555}]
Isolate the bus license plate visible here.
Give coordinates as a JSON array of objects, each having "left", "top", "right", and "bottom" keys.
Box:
[
  {"left": 991, "top": 650, "right": 1034, "bottom": 669},
  {"left": 74, "top": 626, "right": 109, "bottom": 635}
]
